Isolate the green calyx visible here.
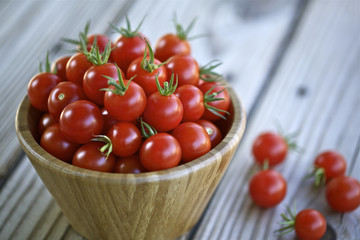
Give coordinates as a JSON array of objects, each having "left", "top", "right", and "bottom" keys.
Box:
[
  {"left": 305, "top": 167, "right": 326, "bottom": 187},
  {"left": 111, "top": 15, "right": 145, "bottom": 38},
  {"left": 79, "top": 39, "right": 112, "bottom": 65},
  {"left": 203, "top": 84, "right": 230, "bottom": 120},
  {"left": 173, "top": 14, "right": 196, "bottom": 40},
  {"left": 141, "top": 39, "right": 170, "bottom": 73},
  {"left": 62, "top": 21, "right": 91, "bottom": 52},
  {"left": 91, "top": 135, "right": 113, "bottom": 160},
  {"left": 199, "top": 60, "right": 223, "bottom": 82},
  {"left": 140, "top": 118, "right": 157, "bottom": 139},
  {"left": 275, "top": 204, "right": 297, "bottom": 236},
  {"left": 39, "top": 51, "right": 55, "bottom": 74},
  {"left": 100, "top": 64, "right": 133, "bottom": 96},
  {"left": 156, "top": 72, "right": 178, "bottom": 96}
]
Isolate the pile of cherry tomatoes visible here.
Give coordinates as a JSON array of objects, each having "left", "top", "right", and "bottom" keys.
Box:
[
  {"left": 27, "top": 18, "right": 231, "bottom": 174},
  {"left": 250, "top": 131, "right": 360, "bottom": 240}
]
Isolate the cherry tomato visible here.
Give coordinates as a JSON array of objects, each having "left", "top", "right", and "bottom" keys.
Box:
[
  {"left": 326, "top": 176, "right": 360, "bottom": 212},
  {"left": 126, "top": 56, "right": 167, "bottom": 96},
  {"left": 28, "top": 72, "right": 62, "bottom": 112},
  {"left": 295, "top": 209, "right": 327, "bottom": 240},
  {"left": 66, "top": 52, "right": 93, "bottom": 86},
  {"left": 143, "top": 92, "right": 183, "bottom": 132},
  {"left": 104, "top": 80, "right": 146, "bottom": 122},
  {"left": 114, "top": 154, "right": 147, "bottom": 173},
  {"left": 51, "top": 56, "right": 70, "bottom": 81},
  {"left": 252, "top": 132, "right": 288, "bottom": 167},
  {"left": 171, "top": 122, "right": 211, "bottom": 163},
  {"left": 48, "top": 81, "right": 87, "bottom": 121},
  {"left": 249, "top": 169, "right": 287, "bottom": 208},
  {"left": 101, "top": 108, "right": 119, "bottom": 134},
  {"left": 40, "top": 124, "right": 80, "bottom": 162},
  {"left": 196, "top": 119, "right": 223, "bottom": 148},
  {"left": 72, "top": 142, "right": 115, "bottom": 172},
  {"left": 38, "top": 112, "right": 56, "bottom": 138},
  {"left": 59, "top": 100, "right": 103, "bottom": 144},
  {"left": 314, "top": 150, "right": 347, "bottom": 182},
  {"left": 166, "top": 54, "right": 199, "bottom": 86},
  {"left": 140, "top": 133, "right": 181, "bottom": 171},
  {"left": 83, "top": 63, "right": 123, "bottom": 105},
  {"left": 107, "top": 122, "right": 142, "bottom": 157},
  {"left": 155, "top": 34, "right": 191, "bottom": 62},
  {"left": 199, "top": 82, "right": 230, "bottom": 121},
  {"left": 175, "top": 84, "right": 204, "bottom": 122},
  {"left": 87, "top": 34, "right": 113, "bottom": 53},
  {"left": 111, "top": 34, "right": 147, "bottom": 73}
]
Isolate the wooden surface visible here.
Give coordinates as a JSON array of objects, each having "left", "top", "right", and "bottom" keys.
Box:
[{"left": 1, "top": 0, "right": 359, "bottom": 239}]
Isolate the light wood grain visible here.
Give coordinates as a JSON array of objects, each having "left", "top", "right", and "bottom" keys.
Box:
[{"left": 15, "top": 83, "right": 246, "bottom": 240}]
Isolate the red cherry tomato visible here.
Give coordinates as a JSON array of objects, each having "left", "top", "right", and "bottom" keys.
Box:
[
  {"left": 175, "top": 84, "right": 204, "bottom": 122},
  {"left": 171, "top": 122, "right": 211, "bottom": 163},
  {"left": 72, "top": 142, "right": 115, "bottom": 172},
  {"left": 107, "top": 122, "right": 142, "bottom": 157},
  {"left": 295, "top": 209, "right": 327, "bottom": 240},
  {"left": 252, "top": 132, "right": 288, "bottom": 167},
  {"left": 59, "top": 100, "right": 103, "bottom": 144},
  {"left": 199, "top": 82, "right": 230, "bottom": 121},
  {"left": 51, "top": 56, "right": 70, "bottom": 81},
  {"left": 40, "top": 124, "right": 80, "bottom": 162},
  {"left": 27, "top": 72, "right": 62, "bottom": 112},
  {"left": 143, "top": 92, "right": 183, "bottom": 132},
  {"left": 114, "top": 154, "right": 147, "bottom": 174},
  {"left": 140, "top": 133, "right": 181, "bottom": 171},
  {"left": 249, "top": 169, "right": 287, "bottom": 208},
  {"left": 101, "top": 108, "right": 119, "bottom": 134},
  {"left": 314, "top": 150, "right": 347, "bottom": 182},
  {"left": 166, "top": 54, "right": 199, "bottom": 86},
  {"left": 196, "top": 119, "right": 223, "bottom": 148},
  {"left": 66, "top": 52, "right": 93, "bottom": 86},
  {"left": 83, "top": 63, "right": 124, "bottom": 105},
  {"left": 104, "top": 80, "right": 146, "bottom": 122},
  {"left": 38, "top": 112, "right": 56, "bottom": 138},
  {"left": 155, "top": 34, "right": 191, "bottom": 62},
  {"left": 87, "top": 34, "right": 112, "bottom": 53},
  {"left": 48, "top": 81, "right": 87, "bottom": 121},
  {"left": 326, "top": 176, "right": 360, "bottom": 212},
  {"left": 111, "top": 34, "right": 147, "bottom": 73},
  {"left": 126, "top": 57, "right": 167, "bottom": 96}
]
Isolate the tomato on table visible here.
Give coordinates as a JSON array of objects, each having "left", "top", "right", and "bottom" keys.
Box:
[{"left": 59, "top": 100, "right": 104, "bottom": 144}]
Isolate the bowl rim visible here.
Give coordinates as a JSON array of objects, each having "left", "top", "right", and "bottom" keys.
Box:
[{"left": 15, "top": 84, "right": 246, "bottom": 184}]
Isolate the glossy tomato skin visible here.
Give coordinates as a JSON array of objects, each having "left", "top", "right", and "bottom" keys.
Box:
[
  {"left": 166, "top": 54, "right": 199, "bottom": 86},
  {"left": 114, "top": 154, "right": 147, "bottom": 173},
  {"left": 252, "top": 132, "right": 288, "bottom": 167},
  {"left": 51, "top": 56, "right": 70, "bottom": 81},
  {"left": 83, "top": 63, "right": 123, "bottom": 106},
  {"left": 295, "top": 209, "right": 327, "bottom": 240},
  {"left": 126, "top": 57, "right": 167, "bottom": 96},
  {"left": 175, "top": 84, "right": 204, "bottom": 122},
  {"left": 249, "top": 169, "right": 287, "bottom": 208},
  {"left": 140, "top": 133, "right": 181, "bottom": 171},
  {"left": 59, "top": 100, "right": 103, "bottom": 144},
  {"left": 66, "top": 52, "right": 93, "bottom": 86},
  {"left": 171, "top": 122, "right": 211, "bottom": 163},
  {"left": 196, "top": 119, "right": 223, "bottom": 148},
  {"left": 110, "top": 34, "right": 147, "bottom": 73},
  {"left": 199, "top": 82, "right": 230, "bottom": 121},
  {"left": 48, "top": 81, "right": 87, "bottom": 121},
  {"left": 155, "top": 34, "right": 191, "bottom": 62},
  {"left": 40, "top": 124, "right": 80, "bottom": 162},
  {"left": 104, "top": 80, "right": 146, "bottom": 122},
  {"left": 314, "top": 151, "right": 347, "bottom": 182},
  {"left": 101, "top": 108, "right": 119, "bottom": 134},
  {"left": 107, "top": 122, "right": 142, "bottom": 157},
  {"left": 87, "top": 34, "right": 112, "bottom": 53},
  {"left": 38, "top": 113, "right": 56, "bottom": 139},
  {"left": 325, "top": 176, "right": 360, "bottom": 212},
  {"left": 143, "top": 92, "right": 183, "bottom": 132},
  {"left": 72, "top": 142, "right": 115, "bottom": 172}
]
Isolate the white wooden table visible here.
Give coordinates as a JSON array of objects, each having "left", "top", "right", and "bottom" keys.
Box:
[{"left": 1, "top": 0, "right": 359, "bottom": 239}]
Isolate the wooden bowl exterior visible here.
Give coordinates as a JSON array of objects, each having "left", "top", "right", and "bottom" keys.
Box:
[{"left": 15, "top": 86, "right": 246, "bottom": 240}]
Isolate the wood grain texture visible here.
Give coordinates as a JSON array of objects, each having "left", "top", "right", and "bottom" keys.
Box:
[{"left": 15, "top": 84, "right": 246, "bottom": 240}]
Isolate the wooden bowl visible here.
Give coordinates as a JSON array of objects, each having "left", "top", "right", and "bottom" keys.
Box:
[{"left": 15, "top": 85, "right": 246, "bottom": 240}]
